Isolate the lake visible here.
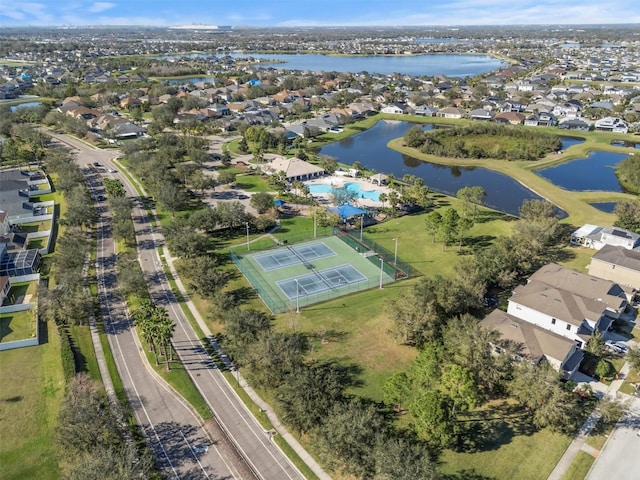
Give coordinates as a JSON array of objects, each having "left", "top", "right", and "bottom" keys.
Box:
[
  {"left": 9, "top": 101, "right": 42, "bottom": 112},
  {"left": 160, "top": 52, "right": 506, "bottom": 78},
  {"left": 319, "top": 120, "right": 546, "bottom": 216},
  {"left": 536, "top": 150, "right": 629, "bottom": 192}
]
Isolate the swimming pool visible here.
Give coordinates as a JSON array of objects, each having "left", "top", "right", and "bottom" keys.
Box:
[{"left": 307, "top": 182, "right": 381, "bottom": 201}]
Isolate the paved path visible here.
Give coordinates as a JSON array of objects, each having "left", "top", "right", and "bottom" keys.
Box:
[{"left": 547, "top": 362, "right": 630, "bottom": 480}]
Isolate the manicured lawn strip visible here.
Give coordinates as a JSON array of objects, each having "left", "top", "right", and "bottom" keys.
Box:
[
  {"left": 560, "top": 451, "right": 595, "bottom": 480},
  {"left": 440, "top": 427, "right": 571, "bottom": 480},
  {"left": 272, "top": 435, "right": 321, "bottom": 480},
  {"left": 99, "top": 332, "right": 128, "bottom": 406},
  {"left": 0, "top": 322, "right": 64, "bottom": 480},
  {"left": 67, "top": 324, "right": 100, "bottom": 381}
]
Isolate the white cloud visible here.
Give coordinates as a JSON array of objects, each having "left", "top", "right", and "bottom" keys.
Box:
[{"left": 87, "top": 2, "right": 116, "bottom": 13}]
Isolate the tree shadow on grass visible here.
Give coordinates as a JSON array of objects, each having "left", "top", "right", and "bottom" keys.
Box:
[
  {"left": 452, "top": 401, "right": 536, "bottom": 453},
  {"left": 474, "top": 210, "right": 515, "bottom": 224},
  {"left": 465, "top": 235, "right": 496, "bottom": 250},
  {"left": 230, "top": 286, "right": 257, "bottom": 303},
  {"left": 441, "top": 470, "right": 495, "bottom": 480}
]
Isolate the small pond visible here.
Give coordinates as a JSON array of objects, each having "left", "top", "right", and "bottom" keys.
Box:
[
  {"left": 9, "top": 101, "right": 42, "bottom": 112},
  {"left": 590, "top": 202, "right": 618, "bottom": 213},
  {"left": 536, "top": 150, "right": 629, "bottom": 192}
]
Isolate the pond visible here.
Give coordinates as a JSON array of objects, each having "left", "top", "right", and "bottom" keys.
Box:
[
  {"left": 590, "top": 202, "right": 618, "bottom": 213},
  {"left": 9, "top": 101, "right": 42, "bottom": 112},
  {"left": 319, "top": 120, "right": 545, "bottom": 216},
  {"left": 536, "top": 150, "right": 629, "bottom": 192},
  {"left": 160, "top": 52, "right": 505, "bottom": 78}
]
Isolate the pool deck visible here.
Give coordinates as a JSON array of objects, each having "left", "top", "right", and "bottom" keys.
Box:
[{"left": 304, "top": 175, "right": 391, "bottom": 208}]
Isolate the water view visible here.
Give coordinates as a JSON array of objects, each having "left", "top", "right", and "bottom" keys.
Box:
[
  {"left": 590, "top": 202, "right": 618, "bottom": 213},
  {"left": 161, "top": 52, "right": 506, "bottom": 78},
  {"left": 319, "top": 120, "right": 543, "bottom": 216},
  {"left": 8, "top": 101, "right": 42, "bottom": 112},
  {"left": 536, "top": 150, "right": 629, "bottom": 192}
]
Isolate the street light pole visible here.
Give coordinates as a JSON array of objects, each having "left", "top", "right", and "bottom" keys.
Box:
[
  {"left": 379, "top": 257, "right": 384, "bottom": 289},
  {"left": 245, "top": 222, "right": 250, "bottom": 251},
  {"left": 295, "top": 279, "right": 300, "bottom": 313},
  {"left": 393, "top": 237, "right": 398, "bottom": 266},
  {"left": 313, "top": 212, "right": 317, "bottom": 238}
]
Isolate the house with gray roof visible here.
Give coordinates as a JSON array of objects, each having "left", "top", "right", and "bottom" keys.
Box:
[
  {"left": 588, "top": 245, "right": 640, "bottom": 291},
  {"left": 571, "top": 224, "right": 640, "bottom": 251}
]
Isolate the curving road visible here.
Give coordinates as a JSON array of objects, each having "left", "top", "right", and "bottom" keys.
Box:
[{"left": 49, "top": 132, "right": 304, "bottom": 480}]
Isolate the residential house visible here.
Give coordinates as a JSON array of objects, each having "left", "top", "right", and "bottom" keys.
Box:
[
  {"left": 594, "top": 117, "right": 629, "bottom": 134},
  {"left": 413, "top": 105, "right": 438, "bottom": 117},
  {"left": 559, "top": 118, "right": 591, "bottom": 130},
  {"left": 524, "top": 112, "right": 558, "bottom": 127},
  {"left": 589, "top": 245, "right": 640, "bottom": 291},
  {"left": 467, "top": 108, "right": 493, "bottom": 121},
  {"left": 381, "top": 103, "right": 407, "bottom": 115},
  {"left": 481, "top": 309, "right": 584, "bottom": 379},
  {"left": 436, "top": 107, "right": 465, "bottom": 119},
  {"left": 493, "top": 111, "right": 525, "bottom": 125},
  {"left": 505, "top": 264, "right": 628, "bottom": 352},
  {"left": 571, "top": 224, "right": 640, "bottom": 251}
]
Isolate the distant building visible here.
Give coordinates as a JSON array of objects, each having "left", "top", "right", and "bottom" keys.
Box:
[{"left": 571, "top": 224, "right": 640, "bottom": 251}]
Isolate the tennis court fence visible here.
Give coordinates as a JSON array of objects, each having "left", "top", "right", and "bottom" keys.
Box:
[
  {"left": 229, "top": 250, "right": 395, "bottom": 313},
  {"left": 333, "top": 227, "right": 415, "bottom": 279}
]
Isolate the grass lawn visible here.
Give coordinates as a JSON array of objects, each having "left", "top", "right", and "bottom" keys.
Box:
[
  {"left": 440, "top": 422, "right": 571, "bottom": 480},
  {"left": 0, "top": 322, "right": 65, "bottom": 480},
  {"left": 233, "top": 172, "right": 274, "bottom": 192},
  {"left": 68, "top": 325, "right": 101, "bottom": 382},
  {"left": 560, "top": 451, "right": 595, "bottom": 480},
  {"left": 0, "top": 310, "right": 36, "bottom": 342},
  {"left": 273, "top": 279, "right": 419, "bottom": 401},
  {"left": 365, "top": 204, "right": 514, "bottom": 277}
]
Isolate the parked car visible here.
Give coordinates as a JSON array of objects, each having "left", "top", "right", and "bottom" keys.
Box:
[{"left": 605, "top": 340, "right": 628, "bottom": 355}]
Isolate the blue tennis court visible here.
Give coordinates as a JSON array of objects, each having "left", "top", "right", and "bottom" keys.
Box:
[
  {"left": 254, "top": 241, "right": 336, "bottom": 271},
  {"left": 277, "top": 264, "right": 367, "bottom": 300}
]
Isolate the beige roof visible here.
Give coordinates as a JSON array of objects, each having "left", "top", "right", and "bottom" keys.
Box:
[
  {"left": 511, "top": 279, "right": 608, "bottom": 326},
  {"left": 592, "top": 245, "right": 640, "bottom": 274},
  {"left": 481, "top": 309, "right": 576, "bottom": 364},
  {"left": 528, "top": 263, "right": 627, "bottom": 313},
  {"left": 268, "top": 157, "right": 324, "bottom": 180}
]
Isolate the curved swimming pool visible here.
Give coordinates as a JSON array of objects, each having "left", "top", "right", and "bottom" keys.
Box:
[{"left": 308, "top": 182, "right": 381, "bottom": 201}]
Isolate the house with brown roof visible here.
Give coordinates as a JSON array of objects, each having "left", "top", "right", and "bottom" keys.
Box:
[
  {"left": 493, "top": 111, "right": 525, "bottom": 125},
  {"left": 481, "top": 310, "right": 583, "bottom": 379},
  {"left": 588, "top": 245, "right": 640, "bottom": 291}
]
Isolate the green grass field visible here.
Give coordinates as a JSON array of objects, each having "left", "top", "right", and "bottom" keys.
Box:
[
  {"left": 0, "top": 310, "right": 36, "bottom": 343},
  {"left": 0, "top": 322, "right": 64, "bottom": 480},
  {"left": 561, "top": 451, "right": 595, "bottom": 480}
]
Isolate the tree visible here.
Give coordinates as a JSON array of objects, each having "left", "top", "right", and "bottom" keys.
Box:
[
  {"left": 627, "top": 346, "right": 640, "bottom": 374},
  {"left": 217, "top": 170, "right": 237, "bottom": 186},
  {"left": 424, "top": 210, "right": 442, "bottom": 243},
  {"left": 64, "top": 185, "right": 98, "bottom": 229},
  {"left": 250, "top": 191, "right": 275, "bottom": 214},
  {"left": 585, "top": 329, "right": 606, "bottom": 356},
  {"left": 57, "top": 373, "right": 122, "bottom": 455},
  {"left": 155, "top": 181, "right": 187, "bottom": 217},
  {"left": 613, "top": 200, "right": 640, "bottom": 233},
  {"left": 404, "top": 126, "right": 426, "bottom": 148},
  {"left": 330, "top": 186, "right": 358, "bottom": 206},
  {"left": 382, "top": 372, "right": 411, "bottom": 412},
  {"left": 317, "top": 400, "right": 386, "bottom": 478},
  {"left": 178, "top": 256, "right": 229, "bottom": 299},
  {"left": 439, "top": 364, "right": 480, "bottom": 415},
  {"left": 440, "top": 208, "right": 461, "bottom": 249},
  {"left": 276, "top": 362, "right": 347, "bottom": 434},
  {"left": 410, "top": 390, "right": 454, "bottom": 450},
  {"left": 373, "top": 437, "right": 438, "bottom": 480}
]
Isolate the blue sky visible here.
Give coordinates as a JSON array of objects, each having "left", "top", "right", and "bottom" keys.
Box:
[{"left": 1, "top": 1, "right": 639, "bottom": 27}]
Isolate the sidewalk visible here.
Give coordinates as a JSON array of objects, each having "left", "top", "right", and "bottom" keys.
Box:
[{"left": 547, "top": 362, "right": 631, "bottom": 480}]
